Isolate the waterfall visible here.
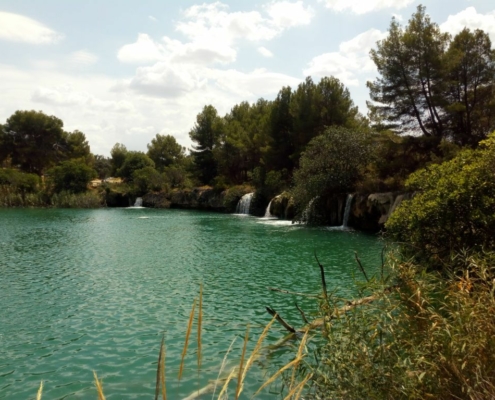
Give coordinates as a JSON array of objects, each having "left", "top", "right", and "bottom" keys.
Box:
[
  {"left": 342, "top": 194, "right": 353, "bottom": 228},
  {"left": 134, "top": 197, "right": 143, "bottom": 207},
  {"left": 236, "top": 193, "right": 254, "bottom": 215},
  {"left": 263, "top": 199, "right": 276, "bottom": 218},
  {"left": 302, "top": 196, "right": 319, "bottom": 223}
]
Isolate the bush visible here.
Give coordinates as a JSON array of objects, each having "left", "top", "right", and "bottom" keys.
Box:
[
  {"left": 292, "top": 126, "right": 375, "bottom": 216},
  {"left": 47, "top": 160, "right": 97, "bottom": 193},
  {"left": 117, "top": 152, "right": 155, "bottom": 181},
  {"left": 386, "top": 132, "right": 495, "bottom": 266},
  {"left": 132, "top": 167, "right": 166, "bottom": 194},
  {"left": 295, "top": 252, "right": 495, "bottom": 399},
  {"left": 0, "top": 168, "right": 39, "bottom": 193}
]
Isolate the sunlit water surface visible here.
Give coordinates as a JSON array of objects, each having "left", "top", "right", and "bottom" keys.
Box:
[{"left": 0, "top": 208, "right": 382, "bottom": 399}]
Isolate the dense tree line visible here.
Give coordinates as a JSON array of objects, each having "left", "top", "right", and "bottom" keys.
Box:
[{"left": 0, "top": 5, "right": 494, "bottom": 215}]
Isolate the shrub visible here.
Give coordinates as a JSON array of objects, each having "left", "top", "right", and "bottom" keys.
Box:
[
  {"left": 132, "top": 166, "right": 166, "bottom": 194},
  {"left": 297, "top": 252, "right": 495, "bottom": 399},
  {"left": 386, "top": 132, "right": 495, "bottom": 266},
  {"left": 47, "top": 160, "right": 97, "bottom": 193},
  {"left": 292, "top": 126, "right": 375, "bottom": 215},
  {"left": 0, "top": 168, "right": 39, "bottom": 193}
]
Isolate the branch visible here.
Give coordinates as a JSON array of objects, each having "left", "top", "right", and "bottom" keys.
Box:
[
  {"left": 268, "top": 287, "right": 320, "bottom": 298},
  {"left": 265, "top": 307, "right": 296, "bottom": 333},
  {"left": 354, "top": 251, "right": 369, "bottom": 282}
]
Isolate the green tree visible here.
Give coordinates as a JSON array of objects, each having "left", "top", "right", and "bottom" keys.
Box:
[
  {"left": 146, "top": 134, "right": 185, "bottom": 171},
  {"left": 117, "top": 151, "right": 155, "bottom": 181},
  {"left": 48, "top": 160, "right": 97, "bottom": 193},
  {"left": 189, "top": 105, "right": 223, "bottom": 185},
  {"left": 444, "top": 28, "right": 495, "bottom": 146},
  {"left": 132, "top": 166, "right": 166, "bottom": 193},
  {"left": 110, "top": 143, "right": 128, "bottom": 175},
  {"left": 292, "top": 126, "right": 375, "bottom": 211},
  {"left": 93, "top": 155, "right": 112, "bottom": 179},
  {"left": 386, "top": 132, "right": 495, "bottom": 266},
  {"left": 2, "top": 110, "right": 66, "bottom": 175},
  {"left": 63, "top": 130, "right": 92, "bottom": 163},
  {"left": 368, "top": 6, "right": 450, "bottom": 139},
  {"left": 266, "top": 86, "right": 294, "bottom": 172}
]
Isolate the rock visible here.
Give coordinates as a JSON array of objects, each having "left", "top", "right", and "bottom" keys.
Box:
[
  {"left": 349, "top": 192, "right": 410, "bottom": 232},
  {"left": 142, "top": 192, "right": 171, "bottom": 208}
]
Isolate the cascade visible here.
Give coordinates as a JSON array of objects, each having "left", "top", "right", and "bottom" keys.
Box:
[
  {"left": 342, "top": 194, "right": 353, "bottom": 228},
  {"left": 133, "top": 197, "right": 143, "bottom": 207},
  {"left": 263, "top": 198, "right": 276, "bottom": 218},
  {"left": 302, "top": 196, "right": 319, "bottom": 223},
  {"left": 236, "top": 193, "right": 254, "bottom": 215}
]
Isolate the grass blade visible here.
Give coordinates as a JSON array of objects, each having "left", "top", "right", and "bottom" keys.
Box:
[
  {"left": 179, "top": 298, "right": 197, "bottom": 381},
  {"left": 198, "top": 284, "right": 203, "bottom": 371},
  {"left": 93, "top": 371, "right": 106, "bottom": 400},
  {"left": 212, "top": 336, "right": 238, "bottom": 400},
  {"left": 36, "top": 381, "right": 43, "bottom": 400},
  {"left": 235, "top": 325, "right": 250, "bottom": 399},
  {"left": 155, "top": 334, "right": 166, "bottom": 400}
]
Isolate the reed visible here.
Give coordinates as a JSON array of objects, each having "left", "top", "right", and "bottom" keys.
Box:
[
  {"left": 36, "top": 381, "right": 43, "bottom": 400},
  {"left": 155, "top": 334, "right": 166, "bottom": 400},
  {"left": 93, "top": 371, "right": 106, "bottom": 400},
  {"left": 197, "top": 283, "right": 203, "bottom": 371},
  {"left": 179, "top": 298, "right": 197, "bottom": 381},
  {"left": 234, "top": 324, "right": 249, "bottom": 399}
]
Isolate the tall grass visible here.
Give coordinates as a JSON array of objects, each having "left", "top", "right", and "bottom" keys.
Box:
[{"left": 294, "top": 251, "right": 495, "bottom": 399}]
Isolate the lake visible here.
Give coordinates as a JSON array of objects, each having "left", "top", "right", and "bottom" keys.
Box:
[{"left": 0, "top": 208, "right": 382, "bottom": 399}]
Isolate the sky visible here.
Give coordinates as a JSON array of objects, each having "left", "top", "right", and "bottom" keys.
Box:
[{"left": 1, "top": 0, "right": 494, "bottom": 156}]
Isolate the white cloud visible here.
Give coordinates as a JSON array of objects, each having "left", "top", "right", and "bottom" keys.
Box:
[
  {"left": 118, "top": 2, "right": 314, "bottom": 66},
  {"left": 0, "top": 11, "right": 63, "bottom": 44},
  {"left": 441, "top": 7, "right": 495, "bottom": 43},
  {"left": 149, "top": 15, "right": 157, "bottom": 22},
  {"left": 319, "top": 0, "right": 414, "bottom": 14},
  {"left": 265, "top": 1, "right": 314, "bottom": 28},
  {"left": 69, "top": 50, "right": 98, "bottom": 66},
  {"left": 304, "top": 28, "right": 386, "bottom": 86},
  {"left": 32, "top": 86, "right": 134, "bottom": 113},
  {"left": 117, "top": 33, "right": 167, "bottom": 64},
  {"left": 258, "top": 46, "right": 274, "bottom": 57},
  {"left": 127, "top": 62, "right": 206, "bottom": 98}
]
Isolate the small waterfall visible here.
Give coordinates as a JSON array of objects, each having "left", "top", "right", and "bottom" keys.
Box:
[
  {"left": 263, "top": 199, "right": 276, "bottom": 218},
  {"left": 236, "top": 193, "right": 254, "bottom": 215},
  {"left": 134, "top": 197, "right": 143, "bottom": 207},
  {"left": 342, "top": 194, "right": 353, "bottom": 228},
  {"left": 302, "top": 196, "right": 319, "bottom": 223}
]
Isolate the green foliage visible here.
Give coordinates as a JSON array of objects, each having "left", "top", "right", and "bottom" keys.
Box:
[
  {"left": 48, "top": 160, "right": 97, "bottom": 193},
  {"left": 387, "top": 132, "right": 495, "bottom": 264},
  {"left": 93, "top": 155, "right": 112, "bottom": 179},
  {"left": 50, "top": 190, "right": 103, "bottom": 208},
  {"left": 63, "top": 130, "right": 92, "bottom": 163},
  {"left": 189, "top": 105, "right": 223, "bottom": 185},
  {"left": 117, "top": 151, "right": 155, "bottom": 181},
  {"left": 132, "top": 166, "right": 167, "bottom": 194},
  {"left": 300, "top": 253, "right": 495, "bottom": 399},
  {"left": 146, "top": 134, "right": 185, "bottom": 171},
  {"left": 110, "top": 143, "right": 128, "bottom": 175},
  {"left": 369, "top": 6, "right": 495, "bottom": 146},
  {"left": 292, "top": 126, "right": 375, "bottom": 212},
  {"left": 2, "top": 110, "right": 65, "bottom": 175},
  {"left": 0, "top": 168, "right": 39, "bottom": 193}
]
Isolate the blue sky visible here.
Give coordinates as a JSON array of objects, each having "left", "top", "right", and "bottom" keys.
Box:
[{"left": 1, "top": 0, "right": 494, "bottom": 155}]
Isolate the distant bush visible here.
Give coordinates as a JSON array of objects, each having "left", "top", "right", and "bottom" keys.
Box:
[
  {"left": 292, "top": 126, "right": 374, "bottom": 213},
  {"left": 47, "top": 160, "right": 97, "bottom": 194},
  {"left": 132, "top": 166, "right": 167, "bottom": 194},
  {"left": 118, "top": 152, "right": 155, "bottom": 181},
  {"left": 0, "top": 168, "right": 39, "bottom": 193}
]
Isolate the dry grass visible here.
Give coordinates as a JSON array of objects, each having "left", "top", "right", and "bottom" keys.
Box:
[
  {"left": 179, "top": 298, "right": 197, "bottom": 382},
  {"left": 93, "top": 371, "right": 106, "bottom": 400}
]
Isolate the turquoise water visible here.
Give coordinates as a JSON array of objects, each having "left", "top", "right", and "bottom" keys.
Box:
[{"left": 0, "top": 208, "right": 382, "bottom": 399}]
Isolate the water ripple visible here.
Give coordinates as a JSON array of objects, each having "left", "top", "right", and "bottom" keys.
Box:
[{"left": 0, "top": 208, "right": 382, "bottom": 399}]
